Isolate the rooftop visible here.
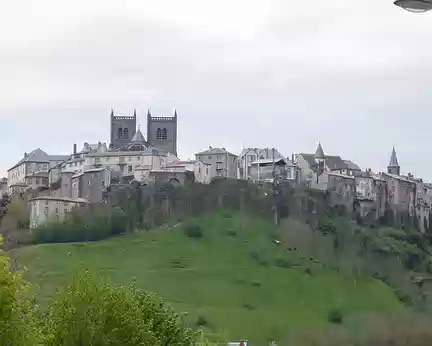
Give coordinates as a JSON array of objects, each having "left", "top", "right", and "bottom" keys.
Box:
[
  {"left": 30, "top": 196, "right": 90, "bottom": 203},
  {"left": 195, "top": 146, "right": 237, "bottom": 156}
]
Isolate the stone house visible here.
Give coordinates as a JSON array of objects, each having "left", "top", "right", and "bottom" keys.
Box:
[
  {"left": 295, "top": 143, "right": 361, "bottom": 185},
  {"left": 25, "top": 171, "right": 49, "bottom": 190},
  {"left": 162, "top": 160, "right": 212, "bottom": 184},
  {"left": 0, "top": 177, "right": 8, "bottom": 197},
  {"left": 7, "top": 149, "right": 69, "bottom": 191},
  {"left": 71, "top": 167, "right": 112, "bottom": 203},
  {"left": 354, "top": 170, "right": 387, "bottom": 221},
  {"left": 29, "top": 196, "right": 89, "bottom": 229},
  {"left": 237, "top": 148, "right": 285, "bottom": 180},
  {"left": 195, "top": 146, "right": 237, "bottom": 179},
  {"left": 85, "top": 147, "right": 177, "bottom": 178}
]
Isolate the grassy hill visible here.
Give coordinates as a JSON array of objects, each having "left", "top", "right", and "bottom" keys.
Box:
[{"left": 13, "top": 211, "right": 401, "bottom": 344}]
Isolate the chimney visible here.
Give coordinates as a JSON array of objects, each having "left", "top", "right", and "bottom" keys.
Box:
[
  {"left": 209, "top": 146, "right": 212, "bottom": 150},
  {"left": 222, "top": 148, "right": 226, "bottom": 151},
  {"left": 291, "top": 153, "right": 294, "bottom": 163},
  {"left": 73, "top": 144, "right": 77, "bottom": 155},
  {"left": 24, "top": 152, "right": 27, "bottom": 157}
]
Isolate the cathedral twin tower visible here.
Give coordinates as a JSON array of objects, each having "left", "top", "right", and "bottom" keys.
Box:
[{"left": 109, "top": 109, "right": 178, "bottom": 156}]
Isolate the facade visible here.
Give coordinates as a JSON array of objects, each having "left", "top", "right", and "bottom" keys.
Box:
[
  {"left": 0, "top": 177, "right": 7, "bottom": 197},
  {"left": 162, "top": 160, "right": 212, "bottom": 184},
  {"left": 7, "top": 148, "right": 69, "bottom": 190},
  {"left": 146, "top": 110, "right": 178, "bottom": 156},
  {"left": 85, "top": 148, "right": 178, "bottom": 178},
  {"left": 71, "top": 167, "right": 111, "bottom": 203},
  {"left": 295, "top": 143, "right": 361, "bottom": 185},
  {"left": 29, "top": 196, "right": 89, "bottom": 229},
  {"left": 249, "top": 158, "right": 286, "bottom": 183},
  {"left": 110, "top": 110, "right": 137, "bottom": 150},
  {"left": 237, "top": 148, "right": 284, "bottom": 180},
  {"left": 195, "top": 146, "right": 238, "bottom": 179},
  {"left": 25, "top": 171, "right": 49, "bottom": 190}
]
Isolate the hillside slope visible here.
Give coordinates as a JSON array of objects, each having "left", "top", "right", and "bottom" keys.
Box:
[{"left": 13, "top": 211, "right": 401, "bottom": 343}]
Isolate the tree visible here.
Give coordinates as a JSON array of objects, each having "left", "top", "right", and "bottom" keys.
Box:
[{"left": 0, "top": 235, "right": 42, "bottom": 346}]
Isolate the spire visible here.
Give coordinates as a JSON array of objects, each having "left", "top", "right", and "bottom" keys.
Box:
[
  {"left": 174, "top": 109, "right": 177, "bottom": 117},
  {"left": 110, "top": 108, "right": 114, "bottom": 117},
  {"left": 389, "top": 146, "right": 399, "bottom": 167},
  {"left": 147, "top": 109, "right": 151, "bottom": 117},
  {"left": 133, "top": 109, "right": 137, "bottom": 117},
  {"left": 314, "top": 142, "right": 325, "bottom": 160},
  {"left": 387, "top": 146, "right": 401, "bottom": 175},
  {"left": 131, "top": 128, "right": 146, "bottom": 143}
]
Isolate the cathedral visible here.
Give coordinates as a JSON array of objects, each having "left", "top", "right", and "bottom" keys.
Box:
[{"left": 109, "top": 109, "right": 178, "bottom": 156}]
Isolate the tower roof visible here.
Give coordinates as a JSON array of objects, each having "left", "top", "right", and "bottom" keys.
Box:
[
  {"left": 131, "top": 128, "right": 146, "bottom": 143},
  {"left": 314, "top": 142, "right": 325, "bottom": 160},
  {"left": 388, "top": 146, "right": 399, "bottom": 167}
]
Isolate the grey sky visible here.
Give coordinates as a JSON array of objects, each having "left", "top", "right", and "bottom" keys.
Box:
[{"left": 1, "top": 0, "right": 432, "bottom": 179}]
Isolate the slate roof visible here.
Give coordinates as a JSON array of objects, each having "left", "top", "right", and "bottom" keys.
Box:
[
  {"left": 299, "top": 153, "right": 360, "bottom": 172},
  {"left": 195, "top": 147, "right": 236, "bottom": 156},
  {"left": 315, "top": 143, "right": 325, "bottom": 159},
  {"left": 389, "top": 147, "right": 399, "bottom": 167},
  {"left": 8, "top": 148, "right": 49, "bottom": 171},
  {"left": 131, "top": 128, "right": 146, "bottom": 143}
]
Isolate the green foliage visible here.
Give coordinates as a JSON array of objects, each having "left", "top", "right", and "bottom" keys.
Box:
[
  {"left": 32, "top": 209, "right": 128, "bottom": 244},
  {"left": 43, "top": 270, "right": 193, "bottom": 346},
  {"left": 183, "top": 222, "right": 203, "bottom": 239},
  {"left": 327, "top": 308, "right": 343, "bottom": 324},
  {"left": 0, "top": 235, "right": 42, "bottom": 346}
]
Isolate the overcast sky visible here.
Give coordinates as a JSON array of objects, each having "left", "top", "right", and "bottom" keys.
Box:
[{"left": 1, "top": 0, "right": 432, "bottom": 179}]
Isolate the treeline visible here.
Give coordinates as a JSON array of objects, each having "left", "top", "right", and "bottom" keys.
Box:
[{"left": 0, "top": 234, "right": 215, "bottom": 345}]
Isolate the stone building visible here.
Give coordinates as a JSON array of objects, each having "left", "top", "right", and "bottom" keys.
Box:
[
  {"left": 109, "top": 109, "right": 178, "bottom": 156},
  {"left": 237, "top": 148, "right": 285, "bottom": 180},
  {"left": 354, "top": 170, "right": 387, "bottom": 221},
  {"left": 295, "top": 143, "right": 361, "bottom": 186},
  {"left": 162, "top": 160, "right": 212, "bottom": 184},
  {"left": 7, "top": 149, "right": 69, "bottom": 191},
  {"left": 71, "top": 167, "right": 112, "bottom": 203},
  {"left": 195, "top": 146, "right": 238, "bottom": 179},
  {"left": 0, "top": 177, "right": 8, "bottom": 197},
  {"left": 29, "top": 196, "right": 89, "bottom": 229}
]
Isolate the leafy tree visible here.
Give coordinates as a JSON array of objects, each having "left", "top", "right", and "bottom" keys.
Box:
[
  {"left": 43, "top": 270, "right": 193, "bottom": 346},
  {"left": 0, "top": 235, "right": 42, "bottom": 345}
]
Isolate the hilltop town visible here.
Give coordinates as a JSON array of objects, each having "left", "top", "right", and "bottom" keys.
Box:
[{"left": 1, "top": 109, "right": 431, "bottom": 234}]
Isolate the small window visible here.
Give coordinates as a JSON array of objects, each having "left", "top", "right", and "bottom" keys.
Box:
[
  {"left": 36, "top": 178, "right": 40, "bottom": 185},
  {"left": 136, "top": 156, "right": 140, "bottom": 160},
  {"left": 162, "top": 128, "right": 167, "bottom": 140},
  {"left": 118, "top": 128, "right": 123, "bottom": 139},
  {"left": 128, "top": 156, "right": 132, "bottom": 161},
  {"left": 123, "top": 128, "right": 129, "bottom": 139},
  {"left": 55, "top": 215, "right": 59, "bottom": 221},
  {"left": 128, "top": 165, "right": 133, "bottom": 172},
  {"left": 55, "top": 208, "right": 59, "bottom": 213},
  {"left": 206, "top": 167, "right": 209, "bottom": 174},
  {"left": 95, "top": 158, "right": 101, "bottom": 164},
  {"left": 156, "top": 128, "right": 162, "bottom": 140},
  {"left": 105, "top": 157, "right": 109, "bottom": 162},
  {"left": 217, "top": 156, "right": 220, "bottom": 160},
  {"left": 64, "top": 209, "right": 68, "bottom": 214},
  {"left": 45, "top": 200, "right": 49, "bottom": 205},
  {"left": 101, "top": 180, "right": 105, "bottom": 186},
  {"left": 208, "top": 156, "right": 212, "bottom": 160},
  {"left": 120, "top": 165, "right": 125, "bottom": 172}
]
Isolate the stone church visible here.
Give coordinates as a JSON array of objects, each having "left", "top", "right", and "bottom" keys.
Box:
[{"left": 109, "top": 109, "right": 178, "bottom": 156}]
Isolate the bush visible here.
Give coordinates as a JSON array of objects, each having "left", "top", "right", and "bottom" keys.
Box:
[
  {"left": 183, "top": 222, "right": 203, "bottom": 239},
  {"left": 327, "top": 308, "right": 343, "bottom": 324},
  {"left": 32, "top": 209, "right": 128, "bottom": 244},
  {"left": 0, "top": 235, "right": 42, "bottom": 346},
  {"left": 43, "top": 270, "right": 193, "bottom": 345}
]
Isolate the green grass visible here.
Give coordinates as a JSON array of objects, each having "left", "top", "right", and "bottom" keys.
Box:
[{"left": 13, "top": 211, "right": 401, "bottom": 344}]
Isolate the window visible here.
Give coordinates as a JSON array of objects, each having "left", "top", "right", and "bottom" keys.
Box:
[
  {"left": 105, "top": 157, "right": 109, "bottom": 162},
  {"left": 217, "top": 156, "right": 220, "bottom": 161},
  {"left": 208, "top": 156, "right": 212, "bottom": 160},
  {"left": 101, "top": 180, "right": 105, "bottom": 186},
  {"left": 74, "top": 162, "right": 78, "bottom": 166},
  {"left": 206, "top": 167, "right": 209, "bottom": 175},
  {"left": 95, "top": 158, "right": 101, "bottom": 164},
  {"left": 120, "top": 165, "right": 125, "bottom": 172},
  {"left": 118, "top": 128, "right": 123, "bottom": 139},
  {"left": 128, "top": 156, "right": 132, "bottom": 161},
  {"left": 44, "top": 207, "right": 49, "bottom": 215},
  {"left": 55, "top": 208, "right": 59, "bottom": 213},
  {"left": 45, "top": 200, "right": 49, "bottom": 205},
  {"left": 55, "top": 215, "right": 59, "bottom": 221},
  {"left": 124, "top": 128, "right": 129, "bottom": 139},
  {"left": 162, "top": 128, "right": 167, "bottom": 140},
  {"left": 156, "top": 128, "right": 162, "bottom": 140},
  {"left": 136, "top": 156, "right": 140, "bottom": 160},
  {"left": 128, "top": 165, "right": 133, "bottom": 172}
]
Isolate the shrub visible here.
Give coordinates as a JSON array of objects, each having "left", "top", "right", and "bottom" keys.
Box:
[
  {"left": 183, "top": 222, "right": 203, "bottom": 239},
  {"left": 196, "top": 316, "right": 208, "bottom": 327},
  {"left": 43, "top": 270, "right": 193, "bottom": 345},
  {"left": 327, "top": 308, "right": 343, "bottom": 324},
  {"left": 0, "top": 235, "right": 42, "bottom": 346}
]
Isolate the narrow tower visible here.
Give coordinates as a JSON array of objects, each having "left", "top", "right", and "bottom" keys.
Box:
[
  {"left": 147, "top": 109, "right": 178, "bottom": 156},
  {"left": 314, "top": 142, "right": 326, "bottom": 182},
  {"left": 387, "top": 146, "right": 400, "bottom": 175},
  {"left": 109, "top": 109, "right": 137, "bottom": 150}
]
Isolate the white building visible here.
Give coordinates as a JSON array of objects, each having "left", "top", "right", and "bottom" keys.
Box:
[
  {"left": 7, "top": 149, "right": 69, "bottom": 191},
  {"left": 237, "top": 148, "right": 285, "bottom": 180},
  {"left": 85, "top": 148, "right": 178, "bottom": 178},
  {"left": 162, "top": 160, "right": 212, "bottom": 184},
  {"left": 29, "top": 196, "right": 90, "bottom": 229},
  {"left": 195, "top": 146, "right": 237, "bottom": 179}
]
